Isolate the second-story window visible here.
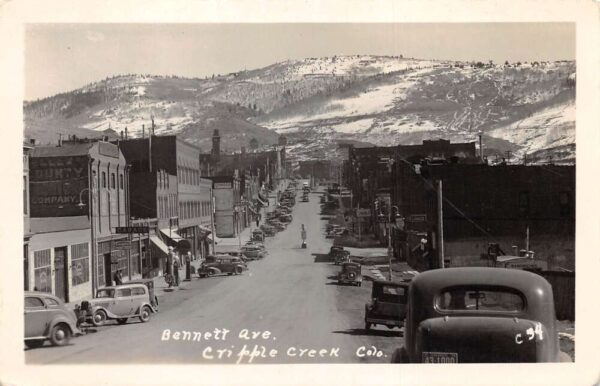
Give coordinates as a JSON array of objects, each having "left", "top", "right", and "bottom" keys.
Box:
[
  {"left": 102, "top": 172, "right": 106, "bottom": 188},
  {"left": 111, "top": 173, "right": 116, "bottom": 189},
  {"left": 119, "top": 174, "right": 124, "bottom": 189}
]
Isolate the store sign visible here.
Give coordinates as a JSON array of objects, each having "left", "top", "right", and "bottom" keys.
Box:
[
  {"left": 356, "top": 209, "right": 371, "bottom": 218},
  {"left": 408, "top": 214, "right": 427, "bottom": 222},
  {"left": 214, "top": 182, "right": 232, "bottom": 189},
  {"left": 115, "top": 226, "right": 149, "bottom": 234},
  {"left": 29, "top": 156, "right": 89, "bottom": 217}
]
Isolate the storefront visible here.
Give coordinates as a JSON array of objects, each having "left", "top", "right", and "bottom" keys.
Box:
[{"left": 28, "top": 224, "right": 92, "bottom": 303}]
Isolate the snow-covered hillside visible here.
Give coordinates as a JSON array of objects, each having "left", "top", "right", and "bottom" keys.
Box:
[{"left": 24, "top": 55, "right": 575, "bottom": 164}]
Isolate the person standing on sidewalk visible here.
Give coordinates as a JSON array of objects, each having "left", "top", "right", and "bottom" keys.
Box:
[
  {"left": 173, "top": 253, "right": 181, "bottom": 286},
  {"left": 113, "top": 269, "right": 123, "bottom": 286}
]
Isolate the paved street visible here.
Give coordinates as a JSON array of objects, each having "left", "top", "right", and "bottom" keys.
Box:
[{"left": 26, "top": 187, "right": 404, "bottom": 364}]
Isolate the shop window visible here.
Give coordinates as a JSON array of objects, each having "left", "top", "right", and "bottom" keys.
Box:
[
  {"left": 33, "top": 249, "right": 51, "bottom": 293},
  {"left": 71, "top": 243, "right": 90, "bottom": 286}
]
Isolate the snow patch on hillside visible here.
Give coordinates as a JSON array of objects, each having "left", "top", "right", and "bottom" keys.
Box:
[{"left": 488, "top": 101, "right": 575, "bottom": 155}]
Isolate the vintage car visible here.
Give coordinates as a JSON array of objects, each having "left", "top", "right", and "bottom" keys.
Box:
[
  {"left": 391, "top": 267, "right": 572, "bottom": 363},
  {"left": 329, "top": 246, "right": 351, "bottom": 264},
  {"left": 241, "top": 244, "right": 266, "bottom": 260},
  {"left": 128, "top": 278, "right": 159, "bottom": 311},
  {"left": 268, "top": 219, "right": 286, "bottom": 231},
  {"left": 279, "top": 214, "right": 293, "bottom": 223},
  {"left": 301, "top": 194, "right": 309, "bottom": 202},
  {"left": 365, "top": 280, "right": 409, "bottom": 331},
  {"left": 338, "top": 262, "right": 362, "bottom": 286},
  {"left": 80, "top": 284, "right": 156, "bottom": 327},
  {"left": 198, "top": 255, "right": 246, "bottom": 277},
  {"left": 260, "top": 224, "right": 276, "bottom": 236},
  {"left": 24, "top": 291, "right": 82, "bottom": 348},
  {"left": 251, "top": 229, "right": 265, "bottom": 242}
]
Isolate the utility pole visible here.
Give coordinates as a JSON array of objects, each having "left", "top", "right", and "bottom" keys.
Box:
[
  {"left": 210, "top": 192, "right": 216, "bottom": 255},
  {"left": 437, "top": 180, "right": 445, "bottom": 269},
  {"left": 387, "top": 204, "right": 393, "bottom": 281}
]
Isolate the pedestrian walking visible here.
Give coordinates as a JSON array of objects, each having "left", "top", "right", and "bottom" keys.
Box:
[{"left": 301, "top": 224, "right": 307, "bottom": 248}]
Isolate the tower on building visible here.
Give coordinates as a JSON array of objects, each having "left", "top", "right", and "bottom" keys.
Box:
[{"left": 212, "top": 129, "right": 221, "bottom": 160}]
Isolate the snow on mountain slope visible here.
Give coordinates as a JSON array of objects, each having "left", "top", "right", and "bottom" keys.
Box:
[{"left": 488, "top": 101, "right": 575, "bottom": 159}]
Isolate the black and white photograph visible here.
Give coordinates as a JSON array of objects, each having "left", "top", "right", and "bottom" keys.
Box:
[{"left": 2, "top": 1, "right": 600, "bottom": 385}]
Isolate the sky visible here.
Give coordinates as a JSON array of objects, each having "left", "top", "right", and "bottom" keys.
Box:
[{"left": 25, "top": 23, "right": 575, "bottom": 101}]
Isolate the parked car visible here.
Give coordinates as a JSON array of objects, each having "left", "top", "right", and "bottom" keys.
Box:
[
  {"left": 329, "top": 246, "right": 350, "bottom": 264},
  {"left": 260, "top": 224, "right": 276, "bottom": 236},
  {"left": 252, "top": 229, "right": 265, "bottom": 242},
  {"left": 241, "top": 244, "right": 266, "bottom": 260},
  {"left": 391, "top": 267, "right": 572, "bottom": 363},
  {"left": 198, "top": 255, "right": 246, "bottom": 277},
  {"left": 128, "top": 278, "right": 159, "bottom": 311},
  {"left": 338, "top": 262, "right": 362, "bottom": 286},
  {"left": 268, "top": 219, "right": 286, "bottom": 231},
  {"left": 365, "top": 280, "right": 409, "bottom": 331},
  {"left": 79, "top": 284, "right": 157, "bottom": 327},
  {"left": 301, "top": 194, "right": 309, "bottom": 202},
  {"left": 279, "top": 214, "right": 293, "bottom": 223},
  {"left": 24, "top": 291, "right": 82, "bottom": 348}
]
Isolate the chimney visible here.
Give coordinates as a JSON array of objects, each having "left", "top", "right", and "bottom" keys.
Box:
[
  {"left": 57, "top": 133, "right": 62, "bottom": 147},
  {"left": 151, "top": 116, "right": 155, "bottom": 136},
  {"left": 125, "top": 126, "right": 128, "bottom": 140},
  {"left": 120, "top": 130, "right": 124, "bottom": 140},
  {"left": 212, "top": 129, "right": 221, "bottom": 160},
  {"left": 142, "top": 124, "right": 145, "bottom": 139}
]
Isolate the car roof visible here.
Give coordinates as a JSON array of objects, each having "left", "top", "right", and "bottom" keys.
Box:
[
  {"left": 24, "top": 291, "right": 62, "bottom": 300},
  {"left": 411, "top": 267, "right": 550, "bottom": 296},
  {"left": 98, "top": 283, "right": 147, "bottom": 290}
]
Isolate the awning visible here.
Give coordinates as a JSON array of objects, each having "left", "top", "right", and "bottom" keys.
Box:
[
  {"left": 149, "top": 235, "right": 170, "bottom": 256},
  {"left": 206, "top": 234, "right": 223, "bottom": 244},
  {"left": 197, "top": 225, "right": 212, "bottom": 237},
  {"left": 160, "top": 228, "right": 184, "bottom": 242}
]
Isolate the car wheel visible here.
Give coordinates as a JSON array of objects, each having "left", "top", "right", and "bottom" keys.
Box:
[
  {"left": 92, "top": 309, "right": 107, "bottom": 327},
  {"left": 50, "top": 323, "right": 71, "bottom": 346},
  {"left": 117, "top": 318, "right": 128, "bottom": 325},
  {"left": 139, "top": 306, "right": 152, "bottom": 323},
  {"left": 199, "top": 274, "right": 206, "bottom": 278},
  {"left": 365, "top": 322, "right": 371, "bottom": 330},
  {"left": 235, "top": 266, "right": 243, "bottom": 275},
  {"left": 24, "top": 339, "right": 45, "bottom": 349},
  {"left": 207, "top": 270, "right": 215, "bottom": 277},
  {"left": 387, "top": 325, "right": 394, "bottom": 329},
  {"left": 227, "top": 272, "right": 233, "bottom": 276}
]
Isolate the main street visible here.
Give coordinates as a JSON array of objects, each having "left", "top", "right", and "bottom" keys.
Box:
[{"left": 26, "top": 187, "right": 404, "bottom": 364}]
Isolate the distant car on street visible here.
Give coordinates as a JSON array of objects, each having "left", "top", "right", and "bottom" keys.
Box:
[
  {"left": 329, "top": 245, "right": 350, "bottom": 264},
  {"left": 251, "top": 229, "right": 265, "bottom": 242},
  {"left": 198, "top": 255, "right": 246, "bottom": 278},
  {"left": 279, "top": 214, "right": 293, "bottom": 223},
  {"left": 364, "top": 280, "right": 409, "bottom": 331},
  {"left": 391, "top": 267, "right": 572, "bottom": 363},
  {"left": 79, "top": 283, "right": 157, "bottom": 327},
  {"left": 268, "top": 219, "right": 286, "bottom": 231},
  {"left": 338, "top": 262, "right": 362, "bottom": 286},
  {"left": 24, "top": 291, "right": 82, "bottom": 349},
  {"left": 260, "top": 224, "right": 276, "bottom": 236},
  {"left": 241, "top": 244, "right": 266, "bottom": 260}
]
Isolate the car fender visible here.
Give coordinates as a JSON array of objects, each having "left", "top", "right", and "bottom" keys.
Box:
[
  {"left": 134, "top": 302, "right": 157, "bottom": 314},
  {"left": 48, "top": 315, "right": 79, "bottom": 336},
  {"left": 90, "top": 305, "right": 121, "bottom": 319}
]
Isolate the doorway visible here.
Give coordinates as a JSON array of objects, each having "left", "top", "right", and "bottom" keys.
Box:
[
  {"left": 104, "top": 253, "right": 113, "bottom": 286},
  {"left": 53, "top": 247, "right": 69, "bottom": 302}
]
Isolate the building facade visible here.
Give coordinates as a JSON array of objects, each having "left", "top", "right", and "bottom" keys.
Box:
[{"left": 27, "top": 140, "right": 130, "bottom": 302}]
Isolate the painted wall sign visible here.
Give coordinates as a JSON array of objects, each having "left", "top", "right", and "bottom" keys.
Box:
[{"left": 29, "top": 156, "right": 89, "bottom": 217}]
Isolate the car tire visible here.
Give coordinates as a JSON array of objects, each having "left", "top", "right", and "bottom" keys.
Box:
[
  {"left": 50, "top": 323, "right": 71, "bottom": 346},
  {"left": 227, "top": 273, "right": 233, "bottom": 276},
  {"left": 92, "top": 309, "right": 107, "bottom": 327},
  {"left": 207, "top": 270, "right": 215, "bottom": 277},
  {"left": 365, "top": 322, "right": 371, "bottom": 330},
  {"left": 139, "top": 306, "right": 152, "bottom": 323},
  {"left": 199, "top": 274, "right": 206, "bottom": 278},
  {"left": 24, "top": 339, "right": 45, "bottom": 349},
  {"left": 235, "top": 266, "right": 243, "bottom": 275},
  {"left": 117, "top": 318, "right": 128, "bottom": 325}
]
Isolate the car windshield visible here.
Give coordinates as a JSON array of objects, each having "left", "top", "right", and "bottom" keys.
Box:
[
  {"left": 97, "top": 289, "right": 115, "bottom": 298},
  {"left": 436, "top": 287, "right": 525, "bottom": 312},
  {"left": 374, "top": 285, "right": 406, "bottom": 303}
]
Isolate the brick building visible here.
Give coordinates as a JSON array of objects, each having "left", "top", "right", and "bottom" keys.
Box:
[
  {"left": 391, "top": 162, "right": 575, "bottom": 271},
  {"left": 27, "top": 140, "right": 130, "bottom": 302}
]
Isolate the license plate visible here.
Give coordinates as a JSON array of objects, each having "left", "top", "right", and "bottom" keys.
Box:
[{"left": 422, "top": 352, "right": 458, "bottom": 363}]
